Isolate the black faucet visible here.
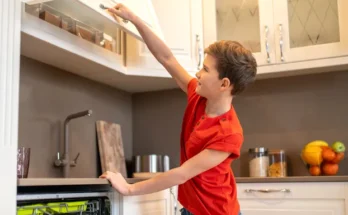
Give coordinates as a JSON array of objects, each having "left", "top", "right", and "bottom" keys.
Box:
[{"left": 54, "top": 110, "right": 92, "bottom": 178}]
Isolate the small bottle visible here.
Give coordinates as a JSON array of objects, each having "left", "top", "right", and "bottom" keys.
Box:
[
  {"left": 268, "top": 149, "right": 287, "bottom": 177},
  {"left": 248, "top": 148, "right": 269, "bottom": 177}
]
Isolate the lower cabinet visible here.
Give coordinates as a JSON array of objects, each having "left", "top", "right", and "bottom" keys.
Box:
[
  {"left": 237, "top": 182, "right": 348, "bottom": 215},
  {"left": 120, "top": 188, "right": 175, "bottom": 215},
  {"left": 119, "top": 182, "right": 348, "bottom": 214}
]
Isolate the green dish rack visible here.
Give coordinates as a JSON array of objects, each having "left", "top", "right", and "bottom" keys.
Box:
[
  {"left": 17, "top": 204, "right": 46, "bottom": 215},
  {"left": 16, "top": 200, "right": 99, "bottom": 215}
]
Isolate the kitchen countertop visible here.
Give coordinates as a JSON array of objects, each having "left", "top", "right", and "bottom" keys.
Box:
[
  {"left": 235, "top": 176, "right": 348, "bottom": 183},
  {"left": 17, "top": 178, "right": 146, "bottom": 187},
  {"left": 18, "top": 176, "right": 348, "bottom": 187}
]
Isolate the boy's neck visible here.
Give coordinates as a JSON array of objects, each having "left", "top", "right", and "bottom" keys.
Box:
[{"left": 205, "top": 96, "right": 233, "bottom": 117}]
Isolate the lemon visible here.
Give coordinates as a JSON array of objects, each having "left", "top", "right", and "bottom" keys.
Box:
[{"left": 301, "top": 145, "right": 323, "bottom": 166}]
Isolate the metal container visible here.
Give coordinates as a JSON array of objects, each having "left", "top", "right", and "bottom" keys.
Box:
[
  {"left": 134, "top": 154, "right": 170, "bottom": 173},
  {"left": 248, "top": 147, "right": 269, "bottom": 177}
]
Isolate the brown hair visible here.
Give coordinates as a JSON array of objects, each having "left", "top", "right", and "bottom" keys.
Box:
[{"left": 204, "top": 40, "right": 257, "bottom": 95}]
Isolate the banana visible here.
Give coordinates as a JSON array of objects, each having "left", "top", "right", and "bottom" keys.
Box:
[{"left": 305, "top": 140, "right": 329, "bottom": 148}]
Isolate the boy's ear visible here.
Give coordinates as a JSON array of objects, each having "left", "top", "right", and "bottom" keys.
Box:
[{"left": 221, "top": 78, "right": 231, "bottom": 88}]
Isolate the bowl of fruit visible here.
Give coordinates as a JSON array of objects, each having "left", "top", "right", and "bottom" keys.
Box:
[{"left": 301, "top": 140, "right": 345, "bottom": 176}]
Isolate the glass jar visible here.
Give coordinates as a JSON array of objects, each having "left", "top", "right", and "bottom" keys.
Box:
[
  {"left": 75, "top": 21, "right": 97, "bottom": 43},
  {"left": 61, "top": 16, "right": 76, "bottom": 34},
  {"left": 268, "top": 149, "right": 287, "bottom": 177},
  {"left": 24, "top": 3, "right": 41, "bottom": 17},
  {"left": 248, "top": 147, "right": 269, "bottom": 177},
  {"left": 38, "top": 4, "right": 62, "bottom": 28}
]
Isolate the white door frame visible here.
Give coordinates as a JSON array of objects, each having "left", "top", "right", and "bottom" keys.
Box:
[{"left": 0, "top": 0, "right": 21, "bottom": 213}]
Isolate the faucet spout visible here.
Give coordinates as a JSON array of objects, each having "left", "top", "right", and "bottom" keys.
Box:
[
  {"left": 65, "top": 110, "right": 93, "bottom": 122},
  {"left": 57, "top": 110, "right": 92, "bottom": 178}
]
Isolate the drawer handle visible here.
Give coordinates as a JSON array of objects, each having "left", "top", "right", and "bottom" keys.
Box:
[
  {"left": 245, "top": 189, "right": 290, "bottom": 193},
  {"left": 264, "top": 25, "right": 271, "bottom": 63},
  {"left": 279, "top": 24, "right": 285, "bottom": 62}
]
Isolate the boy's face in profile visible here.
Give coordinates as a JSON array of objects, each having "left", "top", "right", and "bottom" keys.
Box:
[{"left": 195, "top": 54, "right": 230, "bottom": 99}]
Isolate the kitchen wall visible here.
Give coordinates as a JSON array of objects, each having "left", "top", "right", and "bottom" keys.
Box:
[
  {"left": 133, "top": 70, "right": 348, "bottom": 176},
  {"left": 19, "top": 56, "right": 133, "bottom": 178},
  {"left": 19, "top": 55, "right": 348, "bottom": 178}
]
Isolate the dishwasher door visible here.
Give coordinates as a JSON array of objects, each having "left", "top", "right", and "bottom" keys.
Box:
[{"left": 17, "top": 184, "right": 120, "bottom": 215}]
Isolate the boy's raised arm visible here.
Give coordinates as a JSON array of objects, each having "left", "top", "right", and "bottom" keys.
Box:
[{"left": 109, "top": 4, "right": 193, "bottom": 93}]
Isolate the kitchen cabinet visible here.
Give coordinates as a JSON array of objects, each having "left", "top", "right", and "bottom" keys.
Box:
[
  {"left": 203, "top": 0, "right": 348, "bottom": 76},
  {"left": 22, "top": 0, "right": 163, "bottom": 42},
  {"left": 125, "top": 0, "right": 203, "bottom": 78},
  {"left": 20, "top": 0, "right": 180, "bottom": 93},
  {"left": 203, "top": 0, "right": 276, "bottom": 66},
  {"left": 121, "top": 188, "right": 174, "bottom": 215},
  {"left": 237, "top": 182, "right": 348, "bottom": 215},
  {"left": 273, "top": 0, "right": 348, "bottom": 63}
]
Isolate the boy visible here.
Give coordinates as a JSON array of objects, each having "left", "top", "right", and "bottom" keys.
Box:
[{"left": 99, "top": 3, "right": 257, "bottom": 215}]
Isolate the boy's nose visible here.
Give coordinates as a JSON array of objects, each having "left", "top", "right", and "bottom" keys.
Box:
[{"left": 195, "top": 71, "right": 200, "bottom": 79}]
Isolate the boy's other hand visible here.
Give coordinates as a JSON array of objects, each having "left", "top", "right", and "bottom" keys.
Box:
[
  {"left": 108, "top": 3, "right": 136, "bottom": 23},
  {"left": 99, "top": 171, "right": 132, "bottom": 195}
]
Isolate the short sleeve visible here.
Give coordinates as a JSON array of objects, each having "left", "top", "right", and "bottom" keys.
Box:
[
  {"left": 187, "top": 78, "right": 198, "bottom": 100},
  {"left": 204, "top": 133, "right": 243, "bottom": 159}
]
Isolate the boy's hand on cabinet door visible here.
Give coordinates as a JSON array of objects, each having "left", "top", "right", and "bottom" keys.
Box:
[
  {"left": 107, "top": 3, "right": 137, "bottom": 23},
  {"left": 99, "top": 171, "right": 132, "bottom": 195}
]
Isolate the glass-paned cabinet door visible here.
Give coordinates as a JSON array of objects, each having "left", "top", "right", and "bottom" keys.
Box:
[
  {"left": 202, "top": 0, "right": 276, "bottom": 66},
  {"left": 273, "top": 0, "right": 348, "bottom": 63}
]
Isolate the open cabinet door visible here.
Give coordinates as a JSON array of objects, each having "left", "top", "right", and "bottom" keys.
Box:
[
  {"left": 114, "top": 0, "right": 163, "bottom": 41},
  {"left": 23, "top": 0, "right": 163, "bottom": 42}
]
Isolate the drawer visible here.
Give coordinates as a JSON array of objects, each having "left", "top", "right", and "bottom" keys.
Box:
[
  {"left": 239, "top": 199, "right": 345, "bottom": 215},
  {"left": 237, "top": 182, "right": 346, "bottom": 200}
]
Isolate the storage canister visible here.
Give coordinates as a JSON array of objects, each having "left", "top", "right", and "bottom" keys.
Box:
[
  {"left": 268, "top": 149, "right": 287, "bottom": 177},
  {"left": 248, "top": 147, "right": 269, "bottom": 177}
]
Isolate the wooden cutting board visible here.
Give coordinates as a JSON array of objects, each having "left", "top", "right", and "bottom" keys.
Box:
[{"left": 96, "top": 120, "right": 127, "bottom": 177}]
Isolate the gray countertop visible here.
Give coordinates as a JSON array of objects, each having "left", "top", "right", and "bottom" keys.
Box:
[
  {"left": 17, "top": 178, "right": 146, "bottom": 187},
  {"left": 235, "top": 176, "right": 348, "bottom": 183},
  {"left": 18, "top": 176, "right": 348, "bottom": 187}
]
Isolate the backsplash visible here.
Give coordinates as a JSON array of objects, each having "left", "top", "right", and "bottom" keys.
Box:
[
  {"left": 19, "top": 56, "right": 133, "bottom": 178},
  {"left": 19, "top": 55, "right": 348, "bottom": 178},
  {"left": 133, "top": 70, "right": 348, "bottom": 177}
]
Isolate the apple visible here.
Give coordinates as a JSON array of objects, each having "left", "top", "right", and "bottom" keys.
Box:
[{"left": 331, "top": 141, "right": 346, "bottom": 153}]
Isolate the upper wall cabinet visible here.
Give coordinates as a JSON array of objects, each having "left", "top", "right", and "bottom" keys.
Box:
[
  {"left": 20, "top": 0, "right": 176, "bottom": 93},
  {"left": 125, "top": 0, "right": 204, "bottom": 78},
  {"left": 274, "top": 0, "right": 348, "bottom": 63},
  {"left": 23, "top": 0, "right": 163, "bottom": 41},
  {"left": 203, "top": 0, "right": 276, "bottom": 66},
  {"left": 203, "top": 0, "right": 348, "bottom": 68}
]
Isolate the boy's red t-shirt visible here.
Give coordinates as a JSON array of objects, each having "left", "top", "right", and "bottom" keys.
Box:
[{"left": 178, "top": 78, "right": 243, "bottom": 215}]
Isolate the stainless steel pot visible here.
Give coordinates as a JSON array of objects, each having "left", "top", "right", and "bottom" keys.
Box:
[{"left": 134, "top": 154, "right": 170, "bottom": 173}]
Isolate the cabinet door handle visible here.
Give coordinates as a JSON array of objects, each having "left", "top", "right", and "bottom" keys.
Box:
[
  {"left": 117, "top": 28, "right": 122, "bottom": 55},
  {"left": 245, "top": 188, "right": 291, "bottom": 193},
  {"left": 279, "top": 24, "right": 285, "bottom": 62},
  {"left": 170, "top": 187, "right": 177, "bottom": 215},
  {"left": 265, "top": 25, "right": 271, "bottom": 63},
  {"left": 99, "top": 4, "right": 128, "bottom": 23},
  {"left": 196, "top": 34, "right": 203, "bottom": 70}
]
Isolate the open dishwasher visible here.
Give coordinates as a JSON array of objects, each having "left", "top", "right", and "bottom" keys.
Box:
[{"left": 17, "top": 179, "right": 119, "bottom": 215}]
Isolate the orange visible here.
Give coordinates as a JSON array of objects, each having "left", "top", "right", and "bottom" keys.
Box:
[
  {"left": 322, "top": 148, "right": 336, "bottom": 162},
  {"left": 322, "top": 162, "right": 339, "bottom": 175},
  {"left": 309, "top": 166, "right": 321, "bottom": 176},
  {"left": 331, "top": 152, "right": 345, "bottom": 164}
]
